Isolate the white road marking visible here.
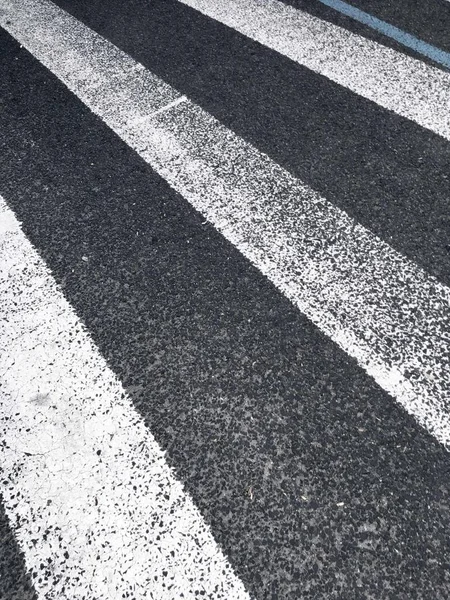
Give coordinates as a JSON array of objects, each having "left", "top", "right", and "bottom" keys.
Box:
[
  {"left": 0, "top": 196, "right": 250, "bottom": 599},
  {"left": 178, "top": 0, "right": 450, "bottom": 141},
  {"left": 1, "top": 0, "right": 450, "bottom": 457},
  {"left": 314, "top": 0, "right": 450, "bottom": 69}
]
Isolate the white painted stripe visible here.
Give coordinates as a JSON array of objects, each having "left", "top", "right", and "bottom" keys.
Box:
[
  {"left": 0, "top": 196, "right": 249, "bottom": 598},
  {"left": 178, "top": 0, "right": 450, "bottom": 141},
  {"left": 315, "top": 0, "right": 450, "bottom": 69},
  {"left": 1, "top": 0, "right": 449, "bottom": 456}
]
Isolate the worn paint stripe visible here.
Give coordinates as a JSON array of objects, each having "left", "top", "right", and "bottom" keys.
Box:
[
  {"left": 177, "top": 0, "right": 450, "bottom": 140},
  {"left": 0, "top": 196, "right": 250, "bottom": 598},
  {"left": 315, "top": 0, "right": 450, "bottom": 69},
  {"left": 1, "top": 0, "right": 450, "bottom": 455}
]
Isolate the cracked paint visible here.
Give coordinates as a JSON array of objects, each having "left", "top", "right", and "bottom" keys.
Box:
[{"left": 0, "top": 196, "right": 249, "bottom": 599}]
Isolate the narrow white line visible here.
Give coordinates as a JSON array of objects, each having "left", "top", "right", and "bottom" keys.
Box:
[
  {"left": 178, "top": 0, "right": 450, "bottom": 141},
  {"left": 0, "top": 197, "right": 249, "bottom": 598},
  {"left": 130, "top": 95, "right": 188, "bottom": 125},
  {"left": 1, "top": 0, "right": 450, "bottom": 460}
]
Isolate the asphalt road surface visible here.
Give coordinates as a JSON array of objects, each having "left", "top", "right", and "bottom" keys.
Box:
[{"left": 0, "top": 1, "right": 450, "bottom": 598}]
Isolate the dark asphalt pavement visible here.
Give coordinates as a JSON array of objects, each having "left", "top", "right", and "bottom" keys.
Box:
[
  {"left": 1, "top": 1, "right": 450, "bottom": 598},
  {"left": 287, "top": 0, "right": 450, "bottom": 58},
  {"left": 55, "top": 0, "right": 450, "bottom": 287}
]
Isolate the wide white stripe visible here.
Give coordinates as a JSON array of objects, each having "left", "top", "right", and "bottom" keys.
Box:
[
  {"left": 178, "top": 0, "right": 450, "bottom": 141},
  {"left": 0, "top": 197, "right": 249, "bottom": 598},
  {"left": 1, "top": 0, "right": 449, "bottom": 452}
]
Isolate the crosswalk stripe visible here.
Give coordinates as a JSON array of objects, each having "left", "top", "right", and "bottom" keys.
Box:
[
  {"left": 315, "top": 0, "right": 450, "bottom": 69},
  {"left": 1, "top": 0, "right": 449, "bottom": 449},
  {"left": 47, "top": 0, "right": 450, "bottom": 288},
  {"left": 177, "top": 0, "right": 450, "bottom": 140},
  {"left": 0, "top": 196, "right": 250, "bottom": 599}
]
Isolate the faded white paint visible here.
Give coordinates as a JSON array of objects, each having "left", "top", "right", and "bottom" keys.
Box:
[
  {"left": 179, "top": 0, "right": 450, "bottom": 140},
  {"left": 0, "top": 0, "right": 450, "bottom": 432},
  {"left": 1, "top": 0, "right": 449, "bottom": 448},
  {"left": 0, "top": 196, "right": 249, "bottom": 598}
]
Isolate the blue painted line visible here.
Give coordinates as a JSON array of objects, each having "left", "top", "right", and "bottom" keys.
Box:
[{"left": 316, "top": 0, "right": 450, "bottom": 70}]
